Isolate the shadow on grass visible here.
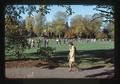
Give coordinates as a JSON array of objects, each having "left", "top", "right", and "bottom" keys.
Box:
[
  {"left": 54, "top": 49, "right": 114, "bottom": 63},
  {"left": 55, "top": 49, "right": 114, "bottom": 57},
  {"left": 81, "top": 65, "right": 105, "bottom": 70},
  {"left": 5, "top": 58, "right": 40, "bottom": 62},
  {"left": 85, "top": 69, "right": 114, "bottom": 78},
  {"left": 5, "top": 49, "right": 114, "bottom": 69}
]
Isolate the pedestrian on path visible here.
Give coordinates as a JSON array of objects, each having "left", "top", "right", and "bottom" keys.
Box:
[
  {"left": 68, "top": 42, "right": 75, "bottom": 71},
  {"left": 68, "top": 42, "right": 80, "bottom": 72}
]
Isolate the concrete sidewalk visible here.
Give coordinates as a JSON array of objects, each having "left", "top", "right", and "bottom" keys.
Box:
[{"left": 5, "top": 66, "right": 114, "bottom": 78}]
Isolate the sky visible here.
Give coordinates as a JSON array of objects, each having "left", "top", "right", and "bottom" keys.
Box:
[
  {"left": 21, "top": 5, "right": 104, "bottom": 26},
  {"left": 46, "top": 5, "right": 97, "bottom": 21},
  {"left": 21, "top": 5, "right": 97, "bottom": 20}
]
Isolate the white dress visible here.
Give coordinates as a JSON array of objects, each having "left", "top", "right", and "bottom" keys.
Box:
[{"left": 69, "top": 46, "right": 75, "bottom": 62}]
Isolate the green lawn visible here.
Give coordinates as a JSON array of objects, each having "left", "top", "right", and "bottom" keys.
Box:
[
  {"left": 45, "top": 39, "right": 114, "bottom": 51},
  {"left": 5, "top": 39, "right": 114, "bottom": 68},
  {"left": 21, "top": 39, "right": 114, "bottom": 54},
  {"left": 5, "top": 39, "right": 114, "bottom": 59},
  {"left": 5, "top": 39, "right": 114, "bottom": 54}
]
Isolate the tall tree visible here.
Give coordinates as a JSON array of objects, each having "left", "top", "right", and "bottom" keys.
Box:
[
  {"left": 45, "top": 21, "right": 55, "bottom": 37},
  {"left": 70, "top": 15, "right": 84, "bottom": 37},
  {"left": 91, "top": 17, "right": 103, "bottom": 38},
  {"left": 5, "top": 15, "right": 19, "bottom": 38},
  {"left": 82, "top": 15, "right": 102, "bottom": 38},
  {"left": 82, "top": 15, "right": 92, "bottom": 38},
  {"left": 104, "top": 22, "right": 114, "bottom": 39},
  {"left": 25, "top": 15, "right": 34, "bottom": 32},
  {"left": 5, "top": 15, "right": 28, "bottom": 59},
  {"left": 33, "top": 12, "right": 46, "bottom": 36},
  {"left": 53, "top": 11, "right": 67, "bottom": 38}
]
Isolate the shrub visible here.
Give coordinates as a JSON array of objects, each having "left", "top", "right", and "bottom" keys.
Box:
[{"left": 37, "top": 47, "right": 56, "bottom": 61}]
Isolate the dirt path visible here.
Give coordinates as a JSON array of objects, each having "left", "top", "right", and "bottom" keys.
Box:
[{"left": 5, "top": 66, "right": 114, "bottom": 78}]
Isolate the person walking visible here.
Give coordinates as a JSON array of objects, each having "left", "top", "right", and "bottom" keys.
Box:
[
  {"left": 68, "top": 42, "right": 75, "bottom": 71},
  {"left": 44, "top": 39, "right": 47, "bottom": 47},
  {"left": 68, "top": 42, "right": 79, "bottom": 72},
  {"left": 46, "top": 38, "right": 49, "bottom": 47},
  {"left": 31, "top": 39, "right": 34, "bottom": 48},
  {"left": 56, "top": 38, "right": 59, "bottom": 44}
]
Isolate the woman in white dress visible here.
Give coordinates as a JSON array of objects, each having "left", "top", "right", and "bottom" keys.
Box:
[{"left": 68, "top": 42, "right": 75, "bottom": 71}]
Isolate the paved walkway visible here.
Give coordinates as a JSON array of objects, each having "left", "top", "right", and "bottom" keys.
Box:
[{"left": 5, "top": 67, "right": 114, "bottom": 78}]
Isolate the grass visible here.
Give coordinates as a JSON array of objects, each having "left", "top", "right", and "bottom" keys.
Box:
[
  {"left": 5, "top": 39, "right": 114, "bottom": 68},
  {"left": 5, "top": 39, "right": 114, "bottom": 56},
  {"left": 43, "top": 39, "right": 114, "bottom": 51},
  {"left": 6, "top": 39, "right": 114, "bottom": 55},
  {"left": 58, "top": 57, "right": 107, "bottom": 68},
  {"left": 58, "top": 59, "right": 113, "bottom": 69}
]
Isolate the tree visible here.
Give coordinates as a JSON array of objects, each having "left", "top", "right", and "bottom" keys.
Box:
[
  {"left": 53, "top": 11, "right": 68, "bottom": 38},
  {"left": 96, "top": 31, "right": 108, "bottom": 40},
  {"left": 81, "top": 15, "right": 93, "bottom": 38},
  {"left": 105, "top": 22, "right": 114, "bottom": 32},
  {"left": 80, "top": 15, "right": 102, "bottom": 38},
  {"left": 91, "top": 17, "right": 103, "bottom": 38},
  {"left": 25, "top": 15, "right": 34, "bottom": 31},
  {"left": 5, "top": 5, "right": 75, "bottom": 60},
  {"left": 33, "top": 12, "right": 46, "bottom": 36},
  {"left": 93, "top": 5, "right": 114, "bottom": 23},
  {"left": 5, "top": 5, "right": 37, "bottom": 20},
  {"left": 70, "top": 15, "right": 84, "bottom": 37},
  {"left": 5, "top": 15, "right": 28, "bottom": 59},
  {"left": 5, "top": 5, "right": 74, "bottom": 38},
  {"left": 104, "top": 22, "right": 114, "bottom": 39},
  {"left": 5, "top": 5, "right": 74, "bottom": 20},
  {"left": 5, "top": 15, "right": 18, "bottom": 37},
  {"left": 45, "top": 21, "right": 55, "bottom": 38}
]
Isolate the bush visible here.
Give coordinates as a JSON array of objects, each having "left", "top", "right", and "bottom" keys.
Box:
[
  {"left": 37, "top": 47, "right": 56, "bottom": 61},
  {"left": 5, "top": 35, "right": 29, "bottom": 60}
]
